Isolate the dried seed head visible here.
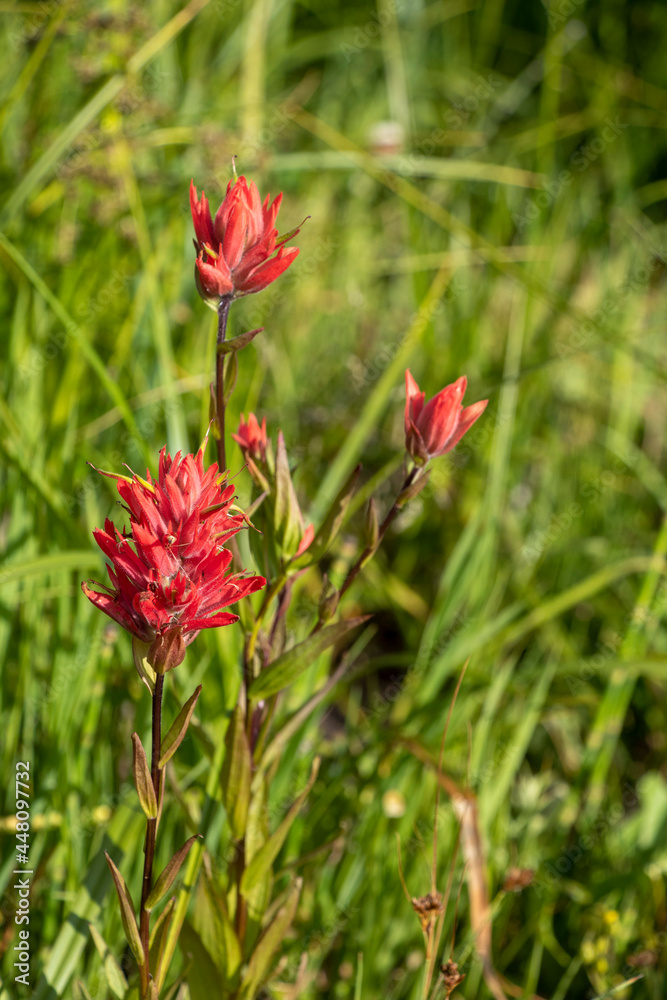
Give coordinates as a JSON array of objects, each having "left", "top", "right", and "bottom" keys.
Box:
[
  {"left": 440, "top": 959, "right": 465, "bottom": 995},
  {"left": 411, "top": 891, "right": 443, "bottom": 933},
  {"left": 502, "top": 867, "right": 535, "bottom": 892},
  {"left": 626, "top": 949, "right": 657, "bottom": 968}
]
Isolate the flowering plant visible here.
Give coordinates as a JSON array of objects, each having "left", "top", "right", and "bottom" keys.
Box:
[{"left": 83, "top": 174, "right": 488, "bottom": 999}]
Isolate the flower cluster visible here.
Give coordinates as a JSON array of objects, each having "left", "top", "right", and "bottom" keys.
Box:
[
  {"left": 190, "top": 177, "right": 300, "bottom": 301},
  {"left": 82, "top": 445, "right": 265, "bottom": 672}
]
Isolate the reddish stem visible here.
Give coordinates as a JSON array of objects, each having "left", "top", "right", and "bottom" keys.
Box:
[
  {"left": 215, "top": 296, "right": 232, "bottom": 471},
  {"left": 139, "top": 672, "right": 164, "bottom": 993},
  {"left": 336, "top": 466, "right": 419, "bottom": 603}
]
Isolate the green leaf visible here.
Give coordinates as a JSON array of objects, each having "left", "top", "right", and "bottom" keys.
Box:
[
  {"left": 249, "top": 617, "right": 370, "bottom": 701},
  {"left": 240, "top": 878, "right": 302, "bottom": 998},
  {"left": 222, "top": 351, "right": 238, "bottom": 404},
  {"left": 363, "top": 497, "right": 379, "bottom": 552},
  {"left": 145, "top": 836, "right": 199, "bottom": 912},
  {"left": 216, "top": 326, "right": 263, "bottom": 355},
  {"left": 241, "top": 758, "right": 320, "bottom": 895},
  {"left": 295, "top": 464, "right": 361, "bottom": 566},
  {"left": 148, "top": 897, "right": 175, "bottom": 986},
  {"left": 396, "top": 468, "right": 429, "bottom": 506},
  {"left": 354, "top": 952, "right": 364, "bottom": 1000},
  {"left": 179, "top": 920, "right": 222, "bottom": 1000},
  {"left": 274, "top": 430, "right": 304, "bottom": 558},
  {"left": 193, "top": 874, "right": 242, "bottom": 987},
  {"left": 242, "top": 772, "right": 272, "bottom": 951},
  {"left": 104, "top": 852, "right": 144, "bottom": 967},
  {"left": 88, "top": 923, "right": 128, "bottom": 1000},
  {"left": 132, "top": 636, "right": 156, "bottom": 695},
  {"left": 159, "top": 685, "right": 202, "bottom": 768},
  {"left": 131, "top": 733, "right": 157, "bottom": 820},
  {"left": 276, "top": 219, "right": 305, "bottom": 244},
  {"left": 220, "top": 704, "right": 252, "bottom": 840}
]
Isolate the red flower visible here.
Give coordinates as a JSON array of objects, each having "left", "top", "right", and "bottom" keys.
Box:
[
  {"left": 231, "top": 412, "right": 267, "bottom": 463},
  {"left": 190, "top": 177, "right": 300, "bottom": 300},
  {"left": 82, "top": 445, "right": 265, "bottom": 672},
  {"left": 404, "top": 370, "right": 488, "bottom": 464}
]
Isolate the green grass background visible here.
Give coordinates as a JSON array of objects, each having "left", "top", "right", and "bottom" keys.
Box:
[{"left": 1, "top": 0, "right": 667, "bottom": 997}]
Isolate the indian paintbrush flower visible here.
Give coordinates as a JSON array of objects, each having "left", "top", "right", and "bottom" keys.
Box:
[
  {"left": 404, "top": 369, "right": 488, "bottom": 465},
  {"left": 232, "top": 411, "right": 268, "bottom": 464},
  {"left": 82, "top": 444, "right": 265, "bottom": 672},
  {"left": 190, "top": 176, "right": 300, "bottom": 303}
]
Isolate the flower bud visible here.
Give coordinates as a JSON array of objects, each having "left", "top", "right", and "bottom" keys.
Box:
[
  {"left": 148, "top": 628, "right": 186, "bottom": 674},
  {"left": 404, "top": 369, "right": 487, "bottom": 463},
  {"left": 397, "top": 470, "right": 430, "bottom": 507}
]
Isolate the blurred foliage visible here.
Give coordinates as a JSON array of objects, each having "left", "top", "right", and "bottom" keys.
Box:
[{"left": 1, "top": 0, "right": 667, "bottom": 997}]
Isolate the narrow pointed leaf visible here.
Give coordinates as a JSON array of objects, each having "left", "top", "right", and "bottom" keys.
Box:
[
  {"left": 222, "top": 351, "right": 238, "bottom": 404},
  {"left": 276, "top": 218, "right": 307, "bottom": 244},
  {"left": 194, "top": 874, "right": 242, "bottom": 986},
  {"left": 217, "top": 326, "right": 263, "bottom": 355},
  {"left": 149, "top": 897, "right": 175, "bottom": 984},
  {"left": 145, "top": 836, "right": 199, "bottom": 912},
  {"left": 249, "top": 617, "right": 370, "bottom": 701},
  {"left": 131, "top": 733, "right": 157, "bottom": 819},
  {"left": 243, "top": 772, "right": 272, "bottom": 944},
  {"left": 159, "top": 685, "right": 202, "bottom": 768},
  {"left": 241, "top": 759, "right": 320, "bottom": 895},
  {"left": 179, "top": 920, "right": 222, "bottom": 1000},
  {"left": 209, "top": 381, "right": 219, "bottom": 433},
  {"left": 295, "top": 464, "right": 361, "bottom": 566},
  {"left": 274, "top": 431, "right": 303, "bottom": 557},
  {"left": 221, "top": 704, "right": 252, "bottom": 840},
  {"left": 132, "top": 636, "right": 156, "bottom": 694},
  {"left": 88, "top": 923, "right": 128, "bottom": 999},
  {"left": 397, "top": 468, "right": 430, "bottom": 506},
  {"left": 241, "top": 878, "right": 302, "bottom": 998},
  {"left": 364, "top": 497, "right": 379, "bottom": 552},
  {"left": 104, "top": 852, "right": 144, "bottom": 966}
]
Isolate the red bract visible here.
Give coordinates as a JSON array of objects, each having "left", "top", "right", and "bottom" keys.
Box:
[
  {"left": 232, "top": 412, "right": 267, "bottom": 463},
  {"left": 82, "top": 445, "right": 265, "bottom": 672},
  {"left": 404, "top": 370, "right": 488, "bottom": 464},
  {"left": 295, "top": 522, "right": 315, "bottom": 558},
  {"left": 190, "top": 177, "right": 300, "bottom": 300}
]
